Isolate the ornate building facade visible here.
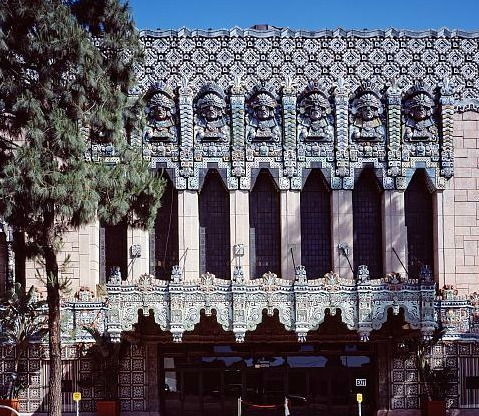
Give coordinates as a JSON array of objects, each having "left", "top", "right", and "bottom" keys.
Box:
[{"left": 2, "top": 27, "right": 479, "bottom": 415}]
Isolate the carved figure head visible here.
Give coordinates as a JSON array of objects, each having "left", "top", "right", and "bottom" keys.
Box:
[
  {"left": 405, "top": 92, "right": 434, "bottom": 122},
  {"left": 251, "top": 92, "right": 277, "bottom": 121},
  {"left": 351, "top": 92, "right": 383, "bottom": 121},
  {"left": 148, "top": 92, "right": 175, "bottom": 122},
  {"left": 301, "top": 93, "right": 331, "bottom": 122},
  {"left": 197, "top": 92, "right": 226, "bottom": 122}
]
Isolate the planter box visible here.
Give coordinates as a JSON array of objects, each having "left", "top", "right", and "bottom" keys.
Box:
[
  {"left": 422, "top": 400, "right": 446, "bottom": 416},
  {"left": 0, "top": 399, "right": 19, "bottom": 416},
  {"left": 97, "top": 400, "right": 120, "bottom": 416}
]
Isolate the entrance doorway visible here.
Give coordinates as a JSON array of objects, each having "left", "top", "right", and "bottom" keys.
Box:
[{"left": 160, "top": 345, "right": 375, "bottom": 416}]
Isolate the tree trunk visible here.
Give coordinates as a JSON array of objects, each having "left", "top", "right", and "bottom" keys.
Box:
[{"left": 45, "top": 242, "right": 62, "bottom": 416}]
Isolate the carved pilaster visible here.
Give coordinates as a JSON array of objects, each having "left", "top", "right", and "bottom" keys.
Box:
[
  {"left": 357, "top": 284, "right": 373, "bottom": 342},
  {"left": 333, "top": 79, "right": 350, "bottom": 189},
  {"left": 282, "top": 86, "right": 297, "bottom": 188},
  {"left": 231, "top": 80, "right": 246, "bottom": 189},
  {"left": 169, "top": 266, "right": 185, "bottom": 342},
  {"left": 420, "top": 280, "right": 436, "bottom": 338},
  {"left": 440, "top": 80, "right": 455, "bottom": 181},
  {"left": 282, "top": 91, "right": 296, "bottom": 150},
  {"left": 294, "top": 269, "right": 309, "bottom": 342},
  {"left": 232, "top": 271, "right": 247, "bottom": 342},
  {"left": 105, "top": 281, "right": 122, "bottom": 342},
  {"left": 178, "top": 79, "right": 195, "bottom": 189},
  {"left": 386, "top": 83, "right": 402, "bottom": 187},
  {"left": 4, "top": 224, "right": 15, "bottom": 288}
]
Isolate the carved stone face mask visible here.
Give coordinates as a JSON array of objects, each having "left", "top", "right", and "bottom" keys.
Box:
[
  {"left": 307, "top": 102, "right": 327, "bottom": 121},
  {"left": 202, "top": 105, "right": 222, "bottom": 122},
  {"left": 152, "top": 105, "right": 170, "bottom": 121},
  {"left": 255, "top": 104, "right": 273, "bottom": 121},
  {"left": 407, "top": 93, "right": 434, "bottom": 121},
  {"left": 358, "top": 104, "right": 379, "bottom": 121},
  {"left": 410, "top": 104, "right": 431, "bottom": 121}
]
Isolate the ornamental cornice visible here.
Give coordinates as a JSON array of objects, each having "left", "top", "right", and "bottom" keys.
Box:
[
  {"left": 141, "top": 27, "right": 479, "bottom": 39},
  {"left": 455, "top": 98, "right": 479, "bottom": 113}
]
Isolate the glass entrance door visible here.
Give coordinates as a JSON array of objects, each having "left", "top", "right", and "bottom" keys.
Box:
[{"left": 161, "top": 349, "right": 375, "bottom": 416}]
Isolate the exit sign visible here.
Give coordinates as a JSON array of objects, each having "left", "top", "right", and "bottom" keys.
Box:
[{"left": 356, "top": 378, "right": 367, "bottom": 387}]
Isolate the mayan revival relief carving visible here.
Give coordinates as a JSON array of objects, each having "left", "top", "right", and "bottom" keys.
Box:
[
  {"left": 350, "top": 89, "right": 386, "bottom": 143},
  {"left": 194, "top": 83, "right": 230, "bottom": 144},
  {"left": 81, "top": 270, "right": 437, "bottom": 343},
  {"left": 143, "top": 84, "right": 178, "bottom": 144},
  {"left": 298, "top": 84, "right": 334, "bottom": 143},
  {"left": 132, "top": 29, "right": 478, "bottom": 192},
  {"left": 403, "top": 87, "right": 438, "bottom": 143},
  {"left": 140, "top": 78, "right": 455, "bottom": 191},
  {"left": 246, "top": 88, "right": 282, "bottom": 157},
  {"left": 401, "top": 86, "right": 440, "bottom": 163},
  {"left": 349, "top": 88, "right": 386, "bottom": 162}
]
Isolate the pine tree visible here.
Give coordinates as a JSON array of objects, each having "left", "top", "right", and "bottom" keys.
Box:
[{"left": 0, "top": 1, "right": 163, "bottom": 415}]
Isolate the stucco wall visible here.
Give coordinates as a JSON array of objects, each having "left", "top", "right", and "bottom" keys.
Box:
[{"left": 445, "top": 111, "right": 479, "bottom": 294}]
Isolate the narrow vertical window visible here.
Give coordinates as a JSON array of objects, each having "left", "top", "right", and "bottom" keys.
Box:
[
  {"left": 353, "top": 169, "right": 383, "bottom": 278},
  {"left": 301, "top": 169, "right": 332, "bottom": 278},
  {"left": 13, "top": 231, "right": 26, "bottom": 289},
  {"left": 405, "top": 169, "right": 434, "bottom": 278},
  {"left": 100, "top": 219, "right": 127, "bottom": 283},
  {"left": 0, "top": 232, "right": 6, "bottom": 294},
  {"left": 153, "top": 175, "right": 178, "bottom": 280},
  {"left": 199, "top": 170, "right": 230, "bottom": 279},
  {"left": 250, "top": 169, "right": 281, "bottom": 278}
]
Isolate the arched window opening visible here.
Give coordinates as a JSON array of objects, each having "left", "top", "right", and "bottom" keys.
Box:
[
  {"left": 100, "top": 219, "right": 127, "bottom": 283},
  {"left": 199, "top": 170, "right": 230, "bottom": 279},
  {"left": 301, "top": 169, "right": 332, "bottom": 278},
  {"left": 250, "top": 169, "right": 281, "bottom": 278},
  {"left": 153, "top": 175, "right": 179, "bottom": 280},
  {"left": 405, "top": 170, "right": 434, "bottom": 279},
  {"left": 353, "top": 169, "right": 383, "bottom": 278}
]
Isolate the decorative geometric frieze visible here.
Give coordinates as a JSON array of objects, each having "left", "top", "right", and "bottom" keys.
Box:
[
  {"left": 59, "top": 267, "right": 438, "bottom": 344},
  {"left": 42, "top": 280, "right": 479, "bottom": 345},
  {"left": 133, "top": 28, "right": 477, "bottom": 191}
]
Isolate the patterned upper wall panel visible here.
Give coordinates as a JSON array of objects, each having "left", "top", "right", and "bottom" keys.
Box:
[
  {"left": 135, "top": 27, "right": 479, "bottom": 100},
  {"left": 129, "top": 28, "right": 478, "bottom": 191}
]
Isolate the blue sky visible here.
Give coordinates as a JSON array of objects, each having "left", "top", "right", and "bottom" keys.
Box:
[{"left": 128, "top": 0, "right": 479, "bottom": 31}]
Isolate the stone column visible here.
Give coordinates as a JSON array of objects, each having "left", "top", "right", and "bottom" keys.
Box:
[
  {"left": 331, "top": 190, "right": 354, "bottom": 279},
  {"left": 280, "top": 190, "right": 301, "bottom": 280},
  {"left": 145, "top": 343, "right": 161, "bottom": 415},
  {"left": 376, "top": 343, "right": 391, "bottom": 415},
  {"left": 230, "top": 190, "right": 250, "bottom": 280},
  {"left": 382, "top": 191, "right": 408, "bottom": 276},
  {"left": 178, "top": 190, "right": 200, "bottom": 281},
  {"left": 127, "top": 227, "right": 150, "bottom": 280}
]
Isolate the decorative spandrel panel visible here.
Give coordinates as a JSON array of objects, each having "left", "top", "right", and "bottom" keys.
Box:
[{"left": 130, "top": 28, "right": 479, "bottom": 190}]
